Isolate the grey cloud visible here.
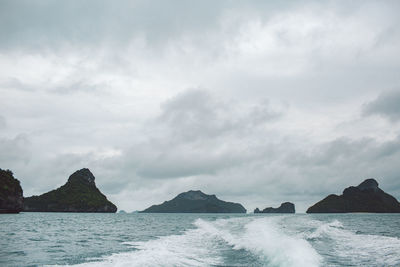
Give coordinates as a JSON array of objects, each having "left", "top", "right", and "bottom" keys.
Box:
[
  {"left": 1, "top": 1, "right": 400, "bottom": 212},
  {"left": 6, "top": 91, "right": 400, "bottom": 212},
  {"left": 16, "top": 150, "right": 124, "bottom": 197},
  {"left": 3, "top": 0, "right": 392, "bottom": 54},
  {"left": 363, "top": 90, "right": 400, "bottom": 122},
  {"left": 0, "top": 77, "right": 36, "bottom": 91},
  {"left": 223, "top": 135, "right": 400, "bottom": 212},
  {"left": 0, "top": 0, "right": 234, "bottom": 51},
  {"left": 248, "top": 100, "right": 284, "bottom": 125},
  {"left": 0, "top": 134, "right": 31, "bottom": 165},
  {"left": 375, "top": 137, "right": 400, "bottom": 158},
  {"left": 184, "top": 133, "right": 400, "bottom": 212},
  {"left": 157, "top": 90, "right": 235, "bottom": 141},
  {"left": 180, "top": 134, "right": 400, "bottom": 212},
  {"left": 131, "top": 141, "right": 262, "bottom": 179},
  {"left": 0, "top": 115, "right": 6, "bottom": 129},
  {"left": 136, "top": 151, "right": 238, "bottom": 179},
  {"left": 283, "top": 136, "right": 400, "bottom": 194},
  {"left": 124, "top": 89, "right": 284, "bottom": 179},
  {"left": 25, "top": 87, "right": 395, "bottom": 211},
  {"left": 286, "top": 138, "right": 374, "bottom": 167},
  {"left": 48, "top": 80, "right": 109, "bottom": 95},
  {"left": 157, "top": 89, "right": 284, "bottom": 142},
  {"left": 0, "top": 76, "right": 108, "bottom": 95}
]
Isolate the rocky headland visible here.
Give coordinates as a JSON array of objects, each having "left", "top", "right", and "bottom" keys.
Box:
[
  {"left": 0, "top": 169, "right": 24, "bottom": 213},
  {"left": 307, "top": 178, "right": 400, "bottom": 213},
  {"left": 254, "top": 202, "right": 295, "bottom": 213},
  {"left": 23, "top": 168, "right": 117, "bottom": 213},
  {"left": 141, "top": 190, "right": 246, "bottom": 213}
]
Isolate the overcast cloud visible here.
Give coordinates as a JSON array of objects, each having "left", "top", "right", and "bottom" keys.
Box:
[
  {"left": 1, "top": 0, "right": 400, "bottom": 212},
  {"left": 363, "top": 90, "right": 400, "bottom": 122}
]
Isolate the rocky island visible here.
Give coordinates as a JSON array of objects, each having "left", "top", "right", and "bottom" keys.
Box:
[
  {"left": 307, "top": 178, "right": 400, "bottom": 213},
  {"left": 254, "top": 202, "right": 295, "bottom": 213},
  {"left": 141, "top": 190, "right": 246, "bottom": 213},
  {"left": 0, "top": 169, "right": 23, "bottom": 213},
  {"left": 23, "top": 168, "right": 117, "bottom": 213}
]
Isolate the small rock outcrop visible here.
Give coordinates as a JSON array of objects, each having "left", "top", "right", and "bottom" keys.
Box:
[
  {"left": 307, "top": 178, "right": 400, "bottom": 213},
  {"left": 0, "top": 169, "right": 23, "bottom": 213},
  {"left": 254, "top": 202, "right": 295, "bottom": 213},
  {"left": 141, "top": 190, "right": 246, "bottom": 213},
  {"left": 23, "top": 168, "right": 117, "bottom": 213}
]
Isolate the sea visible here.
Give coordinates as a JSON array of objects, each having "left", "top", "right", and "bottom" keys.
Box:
[{"left": 1, "top": 213, "right": 400, "bottom": 267}]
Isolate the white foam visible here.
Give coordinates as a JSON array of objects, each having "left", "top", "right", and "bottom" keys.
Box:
[
  {"left": 60, "top": 216, "right": 322, "bottom": 267},
  {"left": 307, "top": 219, "right": 344, "bottom": 240},
  {"left": 194, "top": 217, "right": 322, "bottom": 267},
  {"left": 63, "top": 226, "right": 223, "bottom": 267},
  {"left": 307, "top": 219, "right": 400, "bottom": 266}
]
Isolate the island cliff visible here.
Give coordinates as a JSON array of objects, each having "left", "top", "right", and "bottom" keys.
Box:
[
  {"left": 141, "top": 190, "right": 246, "bottom": 213},
  {"left": 0, "top": 169, "right": 23, "bottom": 213},
  {"left": 307, "top": 179, "right": 400, "bottom": 213},
  {"left": 254, "top": 202, "right": 295, "bottom": 213},
  {"left": 23, "top": 168, "right": 117, "bottom": 213}
]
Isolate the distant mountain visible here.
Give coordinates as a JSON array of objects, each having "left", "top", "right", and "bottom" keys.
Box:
[
  {"left": 141, "top": 190, "right": 246, "bottom": 213},
  {"left": 307, "top": 179, "right": 400, "bottom": 213},
  {"left": 0, "top": 169, "right": 23, "bottom": 213},
  {"left": 254, "top": 202, "right": 295, "bottom": 213},
  {"left": 23, "top": 168, "right": 117, "bottom": 213}
]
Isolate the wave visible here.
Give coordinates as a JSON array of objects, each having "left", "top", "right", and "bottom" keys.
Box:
[
  {"left": 194, "top": 217, "right": 321, "bottom": 267},
  {"left": 63, "top": 224, "right": 223, "bottom": 267},
  {"left": 306, "top": 218, "right": 400, "bottom": 266},
  {"left": 51, "top": 215, "right": 400, "bottom": 267},
  {"left": 61, "top": 216, "right": 321, "bottom": 267}
]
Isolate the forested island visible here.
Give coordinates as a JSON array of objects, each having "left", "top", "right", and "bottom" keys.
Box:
[
  {"left": 307, "top": 179, "right": 400, "bottom": 213},
  {"left": 2, "top": 169, "right": 400, "bottom": 214},
  {"left": 23, "top": 168, "right": 117, "bottom": 213},
  {"left": 141, "top": 190, "right": 246, "bottom": 213}
]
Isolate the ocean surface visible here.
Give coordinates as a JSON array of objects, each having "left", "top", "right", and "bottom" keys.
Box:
[{"left": 1, "top": 213, "right": 400, "bottom": 267}]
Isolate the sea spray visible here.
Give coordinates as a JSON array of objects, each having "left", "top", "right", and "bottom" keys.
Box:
[
  {"left": 22, "top": 213, "right": 400, "bottom": 267},
  {"left": 59, "top": 216, "right": 321, "bottom": 267},
  {"left": 306, "top": 218, "right": 400, "bottom": 266},
  {"left": 194, "top": 217, "right": 322, "bottom": 267}
]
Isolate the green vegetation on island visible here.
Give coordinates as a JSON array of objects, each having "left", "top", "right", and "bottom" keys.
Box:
[
  {"left": 141, "top": 190, "right": 246, "bottom": 213},
  {"left": 254, "top": 202, "right": 295, "bottom": 213},
  {"left": 23, "top": 168, "right": 117, "bottom": 213},
  {"left": 0, "top": 169, "right": 24, "bottom": 213},
  {"left": 307, "top": 179, "right": 400, "bottom": 213}
]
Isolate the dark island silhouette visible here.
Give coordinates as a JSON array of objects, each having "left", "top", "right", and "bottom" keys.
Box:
[
  {"left": 141, "top": 190, "right": 246, "bottom": 213},
  {"left": 254, "top": 202, "right": 295, "bottom": 213},
  {"left": 23, "top": 168, "right": 117, "bottom": 213},
  {"left": 3, "top": 167, "right": 400, "bottom": 215},
  {"left": 0, "top": 169, "right": 23, "bottom": 213},
  {"left": 307, "top": 178, "right": 400, "bottom": 213}
]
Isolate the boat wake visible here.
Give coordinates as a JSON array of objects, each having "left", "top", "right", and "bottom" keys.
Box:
[
  {"left": 305, "top": 218, "right": 400, "bottom": 266},
  {"left": 61, "top": 215, "right": 400, "bottom": 267},
  {"left": 66, "top": 216, "right": 321, "bottom": 267}
]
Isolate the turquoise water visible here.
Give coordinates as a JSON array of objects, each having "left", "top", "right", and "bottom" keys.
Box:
[{"left": 1, "top": 213, "right": 400, "bottom": 266}]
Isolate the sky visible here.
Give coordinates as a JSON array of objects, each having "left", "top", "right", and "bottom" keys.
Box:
[{"left": 1, "top": 0, "right": 400, "bottom": 212}]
